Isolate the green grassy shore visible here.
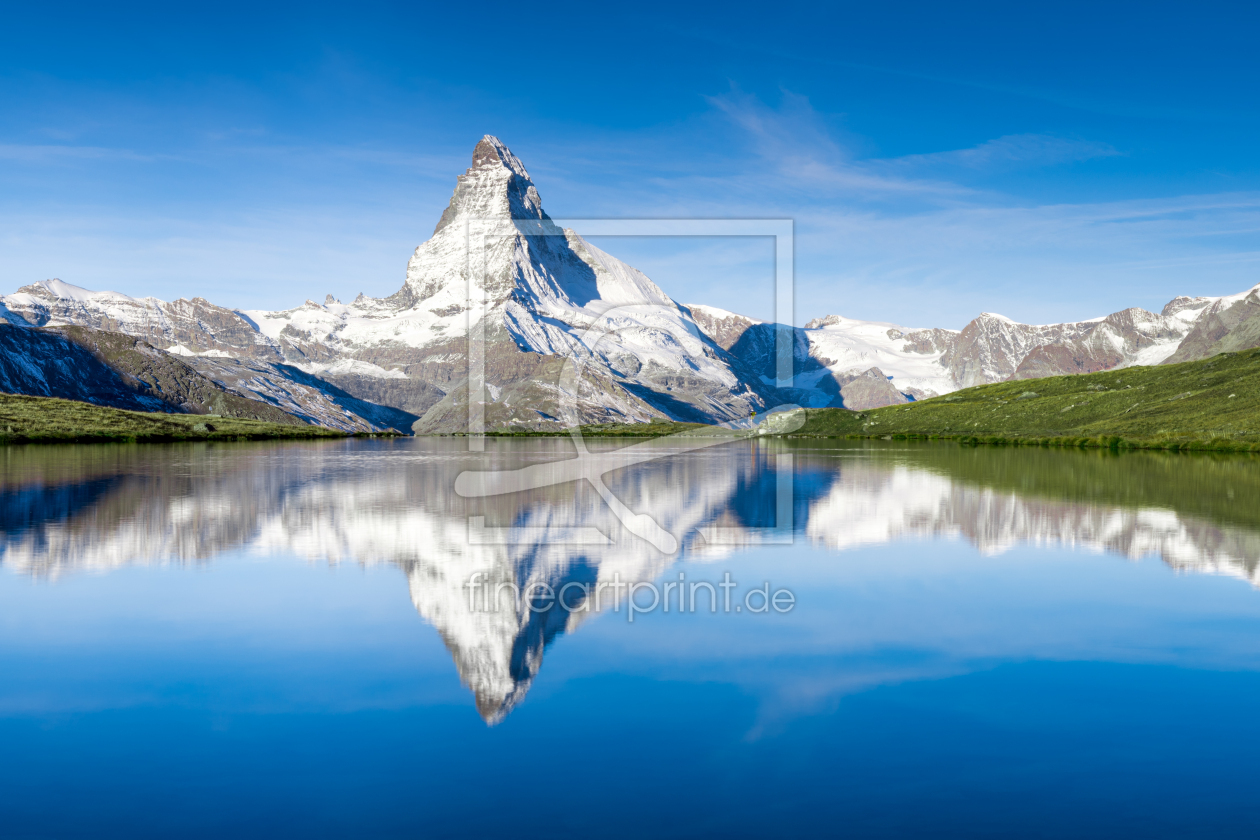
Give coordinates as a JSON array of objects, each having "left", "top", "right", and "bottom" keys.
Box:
[
  {"left": 0, "top": 393, "right": 351, "bottom": 443},
  {"left": 779, "top": 347, "right": 1260, "bottom": 452}
]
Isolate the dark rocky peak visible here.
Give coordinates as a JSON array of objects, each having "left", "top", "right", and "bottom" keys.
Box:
[
  {"left": 432, "top": 135, "right": 549, "bottom": 235},
  {"left": 470, "top": 135, "right": 530, "bottom": 178},
  {"left": 898, "top": 326, "right": 957, "bottom": 355}
]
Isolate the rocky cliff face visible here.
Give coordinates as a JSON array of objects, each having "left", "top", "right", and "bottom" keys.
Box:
[
  {"left": 0, "top": 323, "right": 167, "bottom": 413},
  {"left": 1006, "top": 308, "right": 1189, "bottom": 380},
  {"left": 835, "top": 367, "right": 910, "bottom": 408},
  {"left": 0, "top": 316, "right": 410, "bottom": 432},
  {"left": 940, "top": 313, "right": 1090, "bottom": 386},
  {"left": 182, "top": 357, "right": 417, "bottom": 432}
]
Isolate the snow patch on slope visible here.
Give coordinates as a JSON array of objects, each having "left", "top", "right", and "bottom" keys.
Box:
[
  {"left": 804, "top": 315, "right": 959, "bottom": 397},
  {"left": 295, "top": 359, "right": 408, "bottom": 379}
]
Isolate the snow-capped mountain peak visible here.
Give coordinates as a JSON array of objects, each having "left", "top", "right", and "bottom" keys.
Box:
[
  {"left": 7, "top": 278, "right": 142, "bottom": 307},
  {"left": 429, "top": 134, "right": 549, "bottom": 238}
]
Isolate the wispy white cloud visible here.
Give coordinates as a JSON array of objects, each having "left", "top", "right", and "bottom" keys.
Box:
[
  {"left": 704, "top": 91, "right": 1121, "bottom": 199},
  {"left": 705, "top": 89, "right": 966, "bottom": 199},
  {"left": 886, "top": 133, "right": 1120, "bottom": 172}
]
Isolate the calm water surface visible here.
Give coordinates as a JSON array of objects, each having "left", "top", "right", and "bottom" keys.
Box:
[{"left": 3, "top": 437, "right": 1260, "bottom": 838}]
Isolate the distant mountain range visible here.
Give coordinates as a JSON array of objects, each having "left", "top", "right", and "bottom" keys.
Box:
[{"left": 3, "top": 135, "right": 1259, "bottom": 431}]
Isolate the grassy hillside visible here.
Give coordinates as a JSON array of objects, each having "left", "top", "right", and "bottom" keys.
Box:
[
  {"left": 775, "top": 347, "right": 1260, "bottom": 451},
  {"left": 0, "top": 393, "right": 350, "bottom": 444}
]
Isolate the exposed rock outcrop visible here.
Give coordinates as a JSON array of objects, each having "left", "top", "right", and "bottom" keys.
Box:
[{"left": 836, "top": 367, "right": 909, "bottom": 409}]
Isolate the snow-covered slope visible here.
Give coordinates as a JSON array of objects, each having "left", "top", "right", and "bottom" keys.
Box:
[
  {"left": 687, "top": 291, "right": 1230, "bottom": 408},
  {"left": 1, "top": 278, "right": 282, "bottom": 359},
  {"left": 0, "top": 136, "right": 745, "bottom": 430},
  {"left": 801, "top": 314, "right": 959, "bottom": 398}
]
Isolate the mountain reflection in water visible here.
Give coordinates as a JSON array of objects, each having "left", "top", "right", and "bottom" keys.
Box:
[{"left": 3, "top": 438, "right": 1258, "bottom": 722}]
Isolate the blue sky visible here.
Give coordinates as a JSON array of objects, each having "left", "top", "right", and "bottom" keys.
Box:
[{"left": 1, "top": 0, "right": 1258, "bottom": 326}]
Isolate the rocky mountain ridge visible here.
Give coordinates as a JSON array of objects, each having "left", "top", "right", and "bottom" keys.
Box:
[
  {"left": 0, "top": 283, "right": 416, "bottom": 432},
  {"left": 710, "top": 286, "right": 1249, "bottom": 407},
  {"left": 3, "top": 134, "right": 1259, "bottom": 426}
]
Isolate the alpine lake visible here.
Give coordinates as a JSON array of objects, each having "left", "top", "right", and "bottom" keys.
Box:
[{"left": 3, "top": 435, "right": 1260, "bottom": 838}]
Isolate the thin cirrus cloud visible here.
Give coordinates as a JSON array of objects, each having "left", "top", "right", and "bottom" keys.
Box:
[
  {"left": 705, "top": 90, "right": 964, "bottom": 200},
  {"left": 886, "top": 133, "right": 1121, "bottom": 172},
  {"left": 705, "top": 90, "right": 1117, "bottom": 200}
]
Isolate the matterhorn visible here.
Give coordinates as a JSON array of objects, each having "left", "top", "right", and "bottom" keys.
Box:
[{"left": 237, "top": 134, "right": 769, "bottom": 432}]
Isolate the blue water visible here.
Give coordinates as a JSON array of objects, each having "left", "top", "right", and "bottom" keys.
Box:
[{"left": 2, "top": 439, "right": 1260, "bottom": 837}]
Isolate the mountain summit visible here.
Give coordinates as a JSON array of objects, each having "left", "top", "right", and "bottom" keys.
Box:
[
  {"left": 431, "top": 135, "right": 546, "bottom": 235},
  {"left": 403, "top": 135, "right": 556, "bottom": 307},
  {"left": 243, "top": 135, "right": 768, "bottom": 431}
]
